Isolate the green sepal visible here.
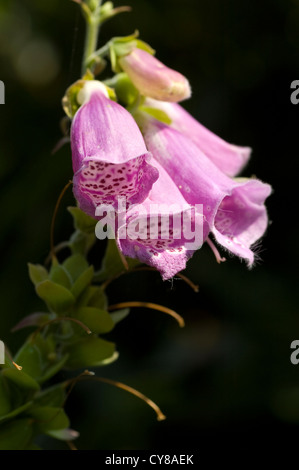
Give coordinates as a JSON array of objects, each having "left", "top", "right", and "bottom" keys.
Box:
[
  {"left": 64, "top": 335, "right": 117, "bottom": 369},
  {"left": 85, "top": 0, "right": 101, "bottom": 13},
  {"left": 36, "top": 280, "right": 75, "bottom": 314},
  {"left": 109, "top": 32, "right": 154, "bottom": 73},
  {"left": 100, "top": 2, "right": 131, "bottom": 25},
  {"left": 62, "top": 73, "right": 94, "bottom": 119},
  {"left": 135, "top": 39, "right": 155, "bottom": 55},
  {"left": 138, "top": 106, "right": 172, "bottom": 125},
  {"left": 107, "top": 73, "right": 139, "bottom": 107},
  {"left": 74, "top": 306, "right": 114, "bottom": 334}
]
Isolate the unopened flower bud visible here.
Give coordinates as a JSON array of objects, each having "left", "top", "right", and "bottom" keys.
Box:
[{"left": 118, "top": 48, "right": 191, "bottom": 102}]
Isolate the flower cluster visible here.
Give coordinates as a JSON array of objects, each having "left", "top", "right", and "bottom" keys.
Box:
[{"left": 70, "top": 47, "right": 271, "bottom": 280}]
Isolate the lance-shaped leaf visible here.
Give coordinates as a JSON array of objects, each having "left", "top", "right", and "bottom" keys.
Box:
[
  {"left": 64, "top": 336, "right": 117, "bottom": 369},
  {"left": 28, "top": 263, "right": 48, "bottom": 286},
  {"left": 14, "top": 334, "right": 69, "bottom": 384},
  {"left": 73, "top": 306, "right": 114, "bottom": 334},
  {"left": 35, "top": 280, "right": 75, "bottom": 314}
]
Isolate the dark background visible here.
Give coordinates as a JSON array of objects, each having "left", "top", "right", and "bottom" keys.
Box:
[{"left": 0, "top": 0, "right": 299, "bottom": 450}]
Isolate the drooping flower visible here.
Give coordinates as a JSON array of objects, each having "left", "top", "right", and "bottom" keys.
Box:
[
  {"left": 118, "top": 48, "right": 191, "bottom": 102},
  {"left": 71, "top": 80, "right": 159, "bottom": 217},
  {"left": 142, "top": 98, "right": 251, "bottom": 177},
  {"left": 111, "top": 161, "right": 207, "bottom": 280},
  {"left": 137, "top": 112, "right": 272, "bottom": 267}
]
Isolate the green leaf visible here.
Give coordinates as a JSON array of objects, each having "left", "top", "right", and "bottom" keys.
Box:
[
  {"left": 49, "top": 264, "right": 72, "bottom": 289},
  {"left": 14, "top": 341, "right": 43, "bottom": 381},
  {"left": 40, "top": 354, "right": 69, "bottom": 384},
  {"left": 0, "top": 375, "right": 24, "bottom": 411},
  {"left": 14, "top": 334, "right": 68, "bottom": 384},
  {"left": 0, "top": 375, "right": 11, "bottom": 417},
  {"left": 110, "top": 308, "right": 130, "bottom": 325},
  {"left": 34, "top": 383, "right": 66, "bottom": 408},
  {"left": 65, "top": 336, "right": 117, "bottom": 369},
  {"left": 63, "top": 254, "right": 89, "bottom": 283},
  {"left": 94, "top": 239, "right": 140, "bottom": 282},
  {"left": 36, "top": 280, "right": 75, "bottom": 313},
  {"left": 3, "top": 368, "right": 40, "bottom": 393},
  {"left": 29, "top": 406, "right": 69, "bottom": 433},
  {"left": 67, "top": 206, "right": 97, "bottom": 234},
  {"left": 28, "top": 263, "right": 48, "bottom": 286},
  {"left": 0, "top": 401, "right": 33, "bottom": 424},
  {"left": 0, "top": 418, "right": 33, "bottom": 450},
  {"left": 77, "top": 286, "right": 108, "bottom": 310},
  {"left": 69, "top": 230, "right": 96, "bottom": 256},
  {"left": 74, "top": 307, "right": 114, "bottom": 334},
  {"left": 71, "top": 266, "right": 94, "bottom": 299}
]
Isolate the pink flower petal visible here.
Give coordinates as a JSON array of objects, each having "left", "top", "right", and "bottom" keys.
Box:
[
  {"left": 144, "top": 98, "right": 251, "bottom": 177},
  {"left": 71, "top": 81, "right": 159, "bottom": 217}
]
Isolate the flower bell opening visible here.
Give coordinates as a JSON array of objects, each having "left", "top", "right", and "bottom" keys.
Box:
[
  {"left": 71, "top": 80, "right": 159, "bottom": 216},
  {"left": 138, "top": 112, "right": 272, "bottom": 271}
]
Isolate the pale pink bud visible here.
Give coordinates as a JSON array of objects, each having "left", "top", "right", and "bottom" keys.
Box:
[{"left": 119, "top": 48, "right": 191, "bottom": 102}]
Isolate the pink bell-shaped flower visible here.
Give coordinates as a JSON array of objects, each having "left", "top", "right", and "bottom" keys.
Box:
[
  {"left": 71, "top": 81, "right": 159, "bottom": 217},
  {"left": 143, "top": 98, "right": 251, "bottom": 177},
  {"left": 138, "top": 113, "right": 271, "bottom": 267}
]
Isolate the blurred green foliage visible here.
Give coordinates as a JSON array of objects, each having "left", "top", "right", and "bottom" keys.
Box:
[{"left": 0, "top": 0, "right": 299, "bottom": 450}]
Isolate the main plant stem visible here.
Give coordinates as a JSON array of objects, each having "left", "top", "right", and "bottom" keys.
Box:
[
  {"left": 81, "top": 1, "right": 103, "bottom": 75},
  {"left": 82, "top": 17, "right": 100, "bottom": 74}
]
